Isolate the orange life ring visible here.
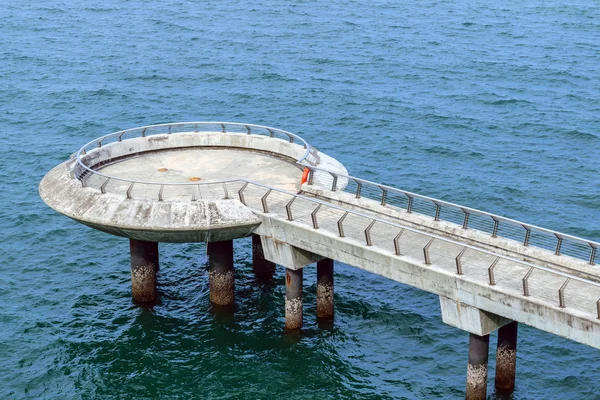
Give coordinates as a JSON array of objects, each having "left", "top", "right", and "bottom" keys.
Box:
[{"left": 301, "top": 167, "right": 310, "bottom": 185}]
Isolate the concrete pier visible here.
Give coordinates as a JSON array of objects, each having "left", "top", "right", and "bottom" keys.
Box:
[
  {"left": 495, "top": 321, "right": 518, "bottom": 395},
  {"left": 252, "top": 235, "right": 276, "bottom": 278},
  {"left": 207, "top": 240, "right": 235, "bottom": 306},
  {"left": 285, "top": 268, "right": 303, "bottom": 330},
  {"left": 466, "top": 333, "right": 489, "bottom": 400},
  {"left": 130, "top": 239, "right": 159, "bottom": 304},
  {"left": 316, "top": 258, "right": 334, "bottom": 321}
]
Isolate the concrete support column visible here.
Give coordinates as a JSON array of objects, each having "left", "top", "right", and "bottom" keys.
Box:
[
  {"left": 130, "top": 239, "right": 159, "bottom": 304},
  {"left": 316, "top": 258, "right": 334, "bottom": 321},
  {"left": 285, "top": 268, "right": 303, "bottom": 330},
  {"left": 466, "top": 333, "right": 490, "bottom": 400},
  {"left": 252, "top": 235, "right": 276, "bottom": 278},
  {"left": 495, "top": 321, "right": 518, "bottom": 395},
  {"left": 207, "top": 240, "right": 234, "bottom": 306}
]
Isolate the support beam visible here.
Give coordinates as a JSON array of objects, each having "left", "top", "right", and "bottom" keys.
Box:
[
  {"left": 466, "top": 333, "right": 490, "bottom": 400},
  {"left": 316, "top": 258, "right": 334, "bottom": 321},
  {"left": 285, "top": 268, "right": 303, "bottom": 330},
  {"left": 495, "top": 321, "right": 518, "bottom": 395},
  {"left": 252, "top": 235, "right": 276, "bottom": 278},
  {"left": 207, "top": 240, "right": 234, "bottom": 306},
  {"left": 130, "top": 239, "right": 159, "bottom": 304},
  {"left": 259, "top": 235, "right": 322, "bottom": 269},
  {"left": 439, "top": 296, "right": 510, "bottom": 336}
]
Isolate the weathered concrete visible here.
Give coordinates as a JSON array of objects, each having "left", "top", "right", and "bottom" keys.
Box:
[
  {"left": 130, "top": 239, "right": 159, "bottom": 303},
  {"left": 260, "top": 235, "right": 322, "bottom": 270},
  {"left": 495, "top": 321, "right": 518, "bottom": 395},
  {"left": 285, "top": 268, "right": 303, "bottom": 330},
  {"left": 439, "top": 296, "right": 510, "bottom": 336},
  {"left": 207, "top": 240, "right": 235, "bottom": 306},
  {"left": 252, "top": 235, "right": 276, "bottom": 278},
  {"left": 467, "top": 333, "right": 490, "bottom": 400},
  {"left": 316, "top": 258, "right": 334, "bottom": 320},
  {"left": 254, "top": 211, "right": 600, "bottom": 349},
  {"left": 39, "top": 130, "right": 347, "bottom": 243},
  {"left": 301, "top": 184, "right": 598, "bottom": 282}
]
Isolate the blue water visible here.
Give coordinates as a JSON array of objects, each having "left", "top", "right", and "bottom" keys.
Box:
[{"left": 2, "top": 1, "right": 600, "bottom": 398}]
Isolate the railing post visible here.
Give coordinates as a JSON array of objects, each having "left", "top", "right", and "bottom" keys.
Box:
[
  {"left": 406, "top": 194, "right": 413, "bottom": 213},
  {"left": 491, "top": 217, "right": 499, "bottom": 238},
  {"left": 355, "top": 181, "right": 362, "bottom": 198},
  {"left": 238, "top": 182, "right": 249, "bottom": 205},
  {"left": 126, "top": 182, "right": 135, "bottom": 199},
  {"left": 523, "top": 225, "right": 531, "bottom": 247},
  {"left": 462, "top": 208, "right": 470, "bottom": 229},
  {"left": 434, "top": 202, "right": 441, "bottom": 221},
  {"left": 522, "top": 268, "right": 533, "bottom": 296},
  {"left": 100, "top": 178, "right": 110, "bottom": 194},
  {"left": 158, "top": 185, "right": 164, "bottom": 201},
  {"left": 380, "top": 188, "right": 387, "bottom": 206},
  {"left": 222, "top": 183, "right": 229, "bottom": 199},
  {"left": 393, "top": 229, "right": 405, "bottom": 256},
  {"left": 555, "top": 234, "right": 563, "bottom": 256},
  {"left": 423, "top": 238, "right": 434, "bottom": 265},
  {"left": 245, "top": 124, "right": 251, "bottom": 134},
  {"left": 308, "top": 169, "right": 314, "bottom": 185},
  {"left": 311, "top": 204, "right": 322, "bottom": 229},
  {"left": 488, "top": 257, "right": 499, "bottom": 285},
  {"left": 365, "top": 220, "right": 376, "bottom": 246},
  {"left": 337, "top": 212, "right": 348, "bottom": 237},
  {"left": 261, "top": 189, "right": 272, "bottom": 213},
  {"left": 286, "top": 197, "right": 296, "bottom": 221},
  {"left": 330, "top": 172, "right": 338, "bottom": 191},
  {"left": 221, "top": 123, "right": 226, "bottom": 133},
  {"left": 590, "top": 244, "right": 597, "bottom": 266},
  {"left": 455, "top": 248, "right": 467, "bottom": 275},
  {"left": 558, "top": 278, "right": 570, "bottom": 308}
]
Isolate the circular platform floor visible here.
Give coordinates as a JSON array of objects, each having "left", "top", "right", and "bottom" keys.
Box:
[{"left": 99, "top": 147, "right": 303, "bottom": 192}]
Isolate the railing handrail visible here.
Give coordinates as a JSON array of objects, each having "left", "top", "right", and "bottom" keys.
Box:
[
  {"left": 74, "top": 122, "right": 316, "bottom": 186},
  {"left": 71, "top": 122, "right": 599, "bottom": 266},
  {"left": 301, "top": 164, "right": 600, "bottom": 257}
]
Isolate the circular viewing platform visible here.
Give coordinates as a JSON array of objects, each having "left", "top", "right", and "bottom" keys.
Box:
[{"left": 39, "top": 122, "right": 347, "bottom": 243}]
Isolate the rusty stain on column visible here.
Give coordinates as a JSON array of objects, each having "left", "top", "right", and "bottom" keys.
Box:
[
  {"left": 207, "top": 240, "right": 235, "bottom": 306},
  {"left": 251, "top": 234, "right": 275, "bottom": 278},
  {"left": 130, "top": 239, "right": 159, "bottom": 304},
  {"left": 316, "top": 258, "right": 334, "bottom": 321},
  {"left": 466, "top": 333, "right": 490, "bottom": 400},
  {"left": 285, "top": 268, "right": 303, "bottom": 330},
  {"left": 495, "top": 321, "right": 518, "bottom": 395}
]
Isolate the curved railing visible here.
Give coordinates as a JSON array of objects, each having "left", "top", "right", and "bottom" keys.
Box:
[
  {"left": 72, "top": 122, "right": 320, "bottom": 186},
  {"left": 69, "top": 122, "right": 599, "bottom": 267},
  {"left": 302, "top": 165, "right": 600, "bottom": 266}
]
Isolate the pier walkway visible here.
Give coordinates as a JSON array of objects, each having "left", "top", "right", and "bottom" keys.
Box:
[{"left": 40, "top": 122, "right": 600, "bottom": 399}]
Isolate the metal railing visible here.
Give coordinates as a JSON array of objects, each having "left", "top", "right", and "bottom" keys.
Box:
[
  {"left": 68, "top": 123, "right": 600, "bottom": 320},
  {"left": 73, "top": 122, "right": 320, "bottom": 185},
  {"left": 302, "top": 165, "right": 600, "bottom": 266}
]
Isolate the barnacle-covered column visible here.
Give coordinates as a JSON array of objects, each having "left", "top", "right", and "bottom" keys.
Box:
[
  {"left": 130, "top": 239, "right": 159, "bottom": 304},
  {"left": 285, "top": 268, "right": 303, "bottom": 330},
  {"left": 207, "top": 240, "right": 235, "bottom": 305},
  {"left": 495, "top": 321, "right": 518, "bottom": 395},
  {"left": 316, "top": 258, "right": 334, "bottom": 320},
  {"left": 466, "top": 333, "right": 489, "bottom": 400}
]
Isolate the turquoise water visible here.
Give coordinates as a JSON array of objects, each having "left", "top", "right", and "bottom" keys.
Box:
[{"left": 2, "top": 1, "right": 600, "bottom": 398}]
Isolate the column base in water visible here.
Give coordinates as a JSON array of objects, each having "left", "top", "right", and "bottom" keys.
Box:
[
  {"left": 285, "top": 268, "right": 303, "bottom": 330},
  {"left": 130, "top": 239, "right": 159, "bottom": 304},
  {"left": 466, "top": 333, "right": 490, "bottom": 400},
  {"left": 495, "top": 321, "right": 518, "bottom": 395},
  {"left": 208, "top": 240, "right": 234, "bottom": 306},
  {"left": 316, "top": 258, "right": 334, "bottom": 321}
]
